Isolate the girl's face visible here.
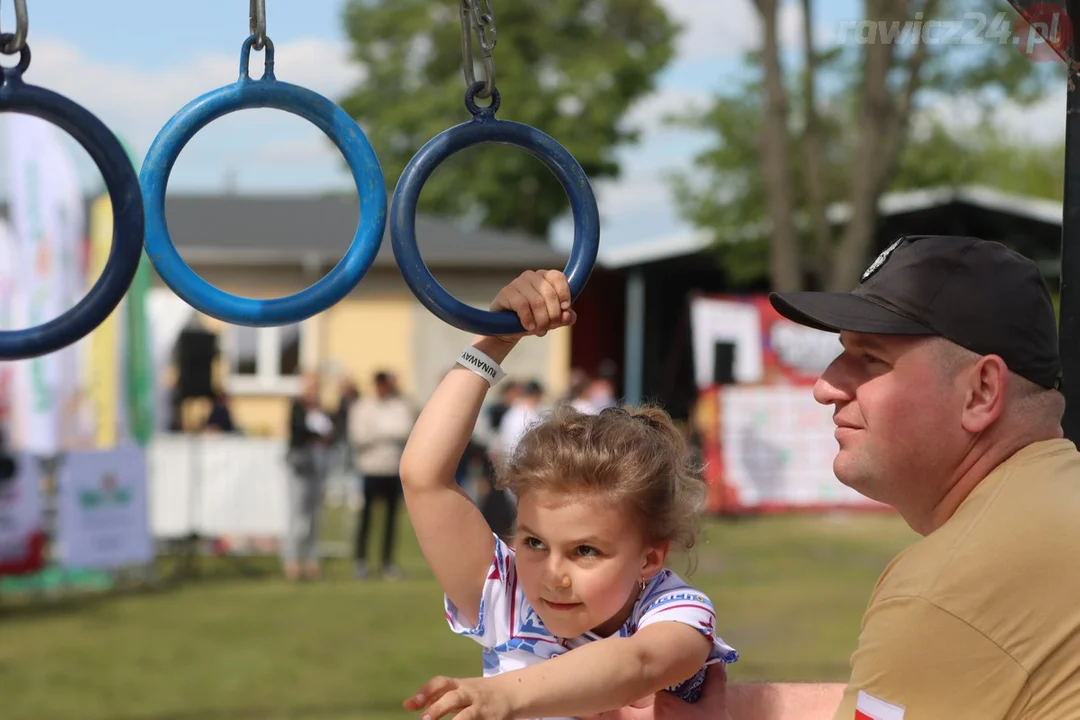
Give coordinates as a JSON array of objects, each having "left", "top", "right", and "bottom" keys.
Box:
[{"left": 511, "top": 489, "right": 668, "bottom": 639}]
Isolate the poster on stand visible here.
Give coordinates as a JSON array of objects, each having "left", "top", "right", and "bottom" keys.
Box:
[{"left": 55, "top": 445, "right": 153, "bottom": 570}]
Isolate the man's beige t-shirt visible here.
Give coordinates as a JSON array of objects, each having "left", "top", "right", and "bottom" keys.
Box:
[{"left": 834, "top": 439, "right": 1080, "bottom": 720}]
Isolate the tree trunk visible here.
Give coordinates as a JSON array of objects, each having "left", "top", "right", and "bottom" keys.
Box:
[
  {"left": 876, "top": 0, "right": 939, "bottom": 199},
  {"left": 827, "top": 0, "right": 903, "bottom": 291},
  {"left": 755, "top": 0, "right": 803, "bottom": 292},
  {"left": 827, "top": 0, "right": 939, "bottom": 291},
  {"left": 799, "top": 0, "right": 833, "bottom": 288}
]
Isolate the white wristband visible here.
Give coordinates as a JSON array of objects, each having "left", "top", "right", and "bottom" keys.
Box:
[{"left": 457, "top": 346, "right": 506, "bottom": 386}]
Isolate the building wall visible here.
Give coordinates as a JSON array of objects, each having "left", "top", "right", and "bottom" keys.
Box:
[{"left": 156, "top": 264, "right": 571, "bottom": 438}]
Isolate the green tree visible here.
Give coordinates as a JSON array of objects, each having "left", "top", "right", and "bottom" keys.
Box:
[
  {"left": 893, "top": 119, "right": 1064, "bottom": 200},
  {"left": 339, "top": 0, "right": 678, "bottom": 238},
  {"left": 672, "top": 0, "right": 1064, "bottom": 291}
]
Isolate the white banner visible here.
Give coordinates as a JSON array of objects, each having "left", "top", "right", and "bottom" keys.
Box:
[
  {"left": 690, "top": 296, "right": 764, "bottom": 387},
  {"left": 719, "top": 385, "right": 885, "bottom": 509},
  {"left": 5, "top": 116, "right": 85, "bottom": 455},
  {"left": 148, "top": 435, "right": 289, "bottom": 538},
  {"left": 55, "top": 445, "right": 154, "bottom": 569},
  {"left": 0, "top": 220, "right": 15, "bottom": 434},
  {"left": 0, "top": 452, "right": 44, "bottom": 564}
]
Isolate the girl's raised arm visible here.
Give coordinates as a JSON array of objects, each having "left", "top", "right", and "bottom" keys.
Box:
[
  {"left": 399, "top": 336, "right": 511, "bottom": 626},
  {"left": 400, "top": 270, "right": 574, "bottom": 626}
]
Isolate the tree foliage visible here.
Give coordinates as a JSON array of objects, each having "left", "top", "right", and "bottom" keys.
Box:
[
  {"left": 339, "top": 0, "right": 678, "bottom": 238},
  {"left": 671, "top": 0, "right": 1064, "bottom": 291}
]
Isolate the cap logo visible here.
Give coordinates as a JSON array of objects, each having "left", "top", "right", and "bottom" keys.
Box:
[{"left": 862, "top": 238, "right": 902, "bottom": 282}]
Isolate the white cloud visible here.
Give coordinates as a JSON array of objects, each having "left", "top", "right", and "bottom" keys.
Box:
[
  {"left": 621, "top": 87, "right": 710, "bottom": 133},
  {"left": 20, "top": 35, "right": 364, "bottom": 158},
  {"left": 661, "top": 0, "right": 804, "bottom": 60},
  {"left": 257, "top": 134, "right": 339, "bottom": 165},
  {"left": 2, "top": 35, "right": 367, "bottom": 194},
  {"left": 915, "top": 88, "right": 1066, "bottom": 145},
  {"left": 996, "top": 89, "right": 1066, "bottom": 144},
  {"left": 587, "top": 87, "right": 714, "bottom": 224}
]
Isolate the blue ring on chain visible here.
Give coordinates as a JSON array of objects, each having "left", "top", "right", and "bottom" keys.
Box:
[
  {"left": 0, "top": 37, "right": 143, "bottom": 360},
  {"left": 141, "top": 36, "right": 387, "bottom": 326},
  {"left": 390, "top": 82, "right": 600, "bottom": 336}
]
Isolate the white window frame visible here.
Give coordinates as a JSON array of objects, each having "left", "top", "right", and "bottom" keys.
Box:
[{"left": 222, "top": 321, "right": 318, "bottom": 396}]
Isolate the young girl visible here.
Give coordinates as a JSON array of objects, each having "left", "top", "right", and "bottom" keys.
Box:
[{"left": 399, "top": 270, "right": 738, "bottom": 720}]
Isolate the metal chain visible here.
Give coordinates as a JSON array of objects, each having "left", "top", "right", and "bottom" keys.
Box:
[
  {"left": 249, "top": 0, "right": 267, "bottom": 51},
  {"left": 0, "top": 0, "right": 28, "bottom": 55},
  {"left": 459, "top": 0, "right": 497, "bottom": 99}
]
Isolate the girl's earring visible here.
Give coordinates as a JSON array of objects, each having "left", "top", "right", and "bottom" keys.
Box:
[{"left": 639, "top": 576, "right": 647, "bottom": 592}]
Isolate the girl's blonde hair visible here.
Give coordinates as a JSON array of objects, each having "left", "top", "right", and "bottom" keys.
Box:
[{"left": 496, "top": 403, "right": 707, "bottom": 561}]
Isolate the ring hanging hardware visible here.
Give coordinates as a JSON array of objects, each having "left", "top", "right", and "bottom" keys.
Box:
[
  {"left": 390, "top": 84, "right": 599, "bottom": 337},
  {"left": 140, "top": 34, "right": 388, "bottom": 327},
  {"left": 460, "top": 0, "right": 497, "bottom": 99},
  {"left": 239, "top": 34, "right": 275, "bottom": 82},
  {"left": 0, "top": 0, "right": 28, "bottom": 55},
  {"left": 249, "top": 0, "right": 267, "bottom": 52},
  {"left": 464, "top": 80, "right": 500, "bottom": 119},
  {"left": 0, "top": 34, "right": 144, "bottom": 360}
]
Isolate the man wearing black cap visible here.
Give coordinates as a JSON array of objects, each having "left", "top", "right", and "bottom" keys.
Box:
[
  {"left": 758, "top": 234, "right": 1080, "bottom": 719},
  {"left": 590, "top": 236, "right": 1080, "bottom": 719}
]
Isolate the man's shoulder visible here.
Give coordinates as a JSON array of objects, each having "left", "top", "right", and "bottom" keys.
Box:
[
  {"left": 880, "top": 439, "right": 1080, "bottom": 597},
  {"left": 871, "top": 440, "right": 1080, "bottom": 663}
]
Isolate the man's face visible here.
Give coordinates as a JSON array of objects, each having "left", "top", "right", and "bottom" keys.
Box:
[{"left": 813, "top": 332, "right": 966, "bottom": 514}]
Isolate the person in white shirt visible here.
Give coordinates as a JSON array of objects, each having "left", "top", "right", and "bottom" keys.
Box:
[
  {"left": 496, "top": 379, "right": 544, "bottom": 460},
  {"left": 349, "top": 370, "right": 416, "bottom": 579}
]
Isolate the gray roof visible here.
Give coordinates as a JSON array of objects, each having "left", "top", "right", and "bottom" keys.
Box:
[{"left": 1, "top": 194, "right": 568, "bottom": 270}]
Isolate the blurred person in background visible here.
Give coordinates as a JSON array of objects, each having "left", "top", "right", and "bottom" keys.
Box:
[
  {"left": 203, "top": 385, "right": 237, "bottom": 434},
  {"left": 329, "top": 376, "right": 362, "bottom": 510},
  {"left": 282, "top": 371, "right": 334, "bottom": 582},
  {"left": 350, "top": 370, "right": 415, "bottom": 580},
  {"left": 496, "top": 378, "right": 545, "bottom": 461}
]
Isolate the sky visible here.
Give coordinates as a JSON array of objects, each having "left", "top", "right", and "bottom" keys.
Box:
[{"left": 0, "top": 0, "right": 1068, "bottom": 256}]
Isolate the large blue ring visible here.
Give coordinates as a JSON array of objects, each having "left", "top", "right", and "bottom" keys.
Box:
[
  {"left": 141, "top": 36, "right": 387, "bottom": 326},
  {"left": 391, "top": 83, "right": 600, "bottom": 336},
  {"left": 0, "top": 38, "right": 143, "bottom": 360}
]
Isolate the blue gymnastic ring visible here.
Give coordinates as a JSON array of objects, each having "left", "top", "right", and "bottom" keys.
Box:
[
  {"left": 0, "top": 38, "right": 143, "bottom": 360},
  {"left": 390, "top": 82, "right": 600, "bottom": 336},
  {"left": 141, "top": 36, "right": 387, "bottom": 326}
]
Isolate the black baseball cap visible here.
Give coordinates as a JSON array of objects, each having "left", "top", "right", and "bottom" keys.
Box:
[{"left": 769, "top": 235, "right": 1061, "bottom": 389}]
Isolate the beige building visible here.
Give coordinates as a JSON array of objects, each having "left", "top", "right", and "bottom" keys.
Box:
[{"left": 154, "top": 194, "right": 572, "bottom": 437}]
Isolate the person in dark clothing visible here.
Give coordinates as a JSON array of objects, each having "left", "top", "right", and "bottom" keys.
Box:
[
  {"left": 203, "top": 386, "right": 237, "bottom": 433},
  {"left": 332, "top": 378, "right": 360, "bottom": 446}
]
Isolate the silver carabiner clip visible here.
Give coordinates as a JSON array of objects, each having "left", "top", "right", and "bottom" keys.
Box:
[
  {"left": 459, "top": 0, "right": 496, "bottom": 99},
  {"left": 249, "top": 0, "right": 267, "bottom": 51},
  {"left": 0, "top": 0, "right": 29, "bottom": 55}
]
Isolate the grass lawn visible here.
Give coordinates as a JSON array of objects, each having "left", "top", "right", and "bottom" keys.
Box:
[{"left": 0, "top": 510, "right": 916, "bottom": 720}]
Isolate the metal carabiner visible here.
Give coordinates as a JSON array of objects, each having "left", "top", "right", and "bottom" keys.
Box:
[
  {"left": 459, "top": 0, "right": 496, "bottom": 99},
  {"left": 0, "top": 0, "right": 28, "bottom": 55},
  {"left": 249, "top": 0, "right": 267, "bottom": 52}
]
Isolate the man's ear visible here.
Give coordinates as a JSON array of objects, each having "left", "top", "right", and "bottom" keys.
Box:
[{"left": 961, "top": 355, "right": 1007, "bottom": 433}]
